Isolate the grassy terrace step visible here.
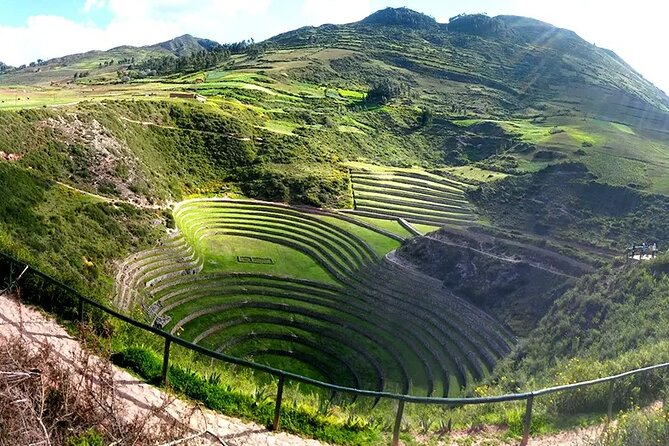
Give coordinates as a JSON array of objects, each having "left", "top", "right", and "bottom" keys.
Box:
[
  {"left": 354, "top": 183, "right": 471, "bottom": 206},
  {"left": 355, "top": 200, "right": 474, "bottom": 220},
  {"left": 175, "top": 200, "right": 379, "bottom": 259},
  {"left": 351, "top": 176, "right": 466, "bottom": 201},
  {"left": 160, "top": 286, "right": 441, "bottom": 393},
  {"left": 356, "top": 271, "right": 505, "bottom": 375},
  {"left": 154, "top": 271, "right": 494, "bottom": 395},
  {"left": 158, "top": 275, "right": 477, "bottom": 395},
  {"left": 181, "top": 212, "right": 372, "bottom": 268},
  {"left": 150, "top": 275, "right": 344, "bottom": 304},
  {"left": 359, "top": 261, "right": 514, "bottom": 361},
  {"left": 353, "top": 183, "right": 471, "bottom": 206},
  {"left": 349, "top": 167, "right": 479, "bottom": 227},
  {"left": 224, "top": 336, "right": 362, "bottom": 388},
  {"left": 160, "top": 282, "right": 449, "bottom": 392},
  {"left": 148, "top": 273, "right": 344, "bottom": 301},
  {"left": 352, "top": 170, "right": 473, "bottom": 192},
  {"left": 334, "top": 214, "right": 414, "bottom": 239},
  {"left": 153, "top": 273, "right": 470, "bottom": 380},
  {"left": 114, "top": 233, "right": 202, "bottom": 310},
  {"left": 195, "top": 316, "right": 386, "bottom": 391},
  {"left": 115, "top": 240, "right": 191, "bottom": 303},
  {"left": 355, "top": 206, "right": 475, "bottom": 226},
  {"left": 221, "top": 332, "right": 363, "bottom": 386},
  {"left": 391, "top": 171, "right": 473, "bottom": 190},
  {"left": 204, "top": 322, "right": 382, "bottom": 390},
  {"left": 177, "top": 204, "right": 379, "bottom": 262},
  {"left": 310, "top": 213, "right": 405, "bottom": 251},
  {"left": 169, "top": 301, "right": 413, "bottom": 392},
  {"left": 351, "top": 173, "right": 467, "bottom": 195},
  {"left": 355, "top": 192, "right": 475, "bottom": 215},
  {"left": 368, "top": 288, "right": 510, "bottom": 368},
  {"left": 242, "top": 349, "right": 340, "bottom": 385},
  {"left": 342, "top": 209, "right": 453, "bottom": 227},
  {"left": 349, "top": 275, "right": 487, "bottom": 387}
]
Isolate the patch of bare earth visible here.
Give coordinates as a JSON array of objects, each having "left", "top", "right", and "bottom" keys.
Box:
[
  {"left": 0, "top": 150, "right": 22, "bottom": 161},
  {"left": 40, "top": 115, "right": 152, "bottom": 207},
  {"left": 0, "top": 292, "right": 325, "bottom": 446}
]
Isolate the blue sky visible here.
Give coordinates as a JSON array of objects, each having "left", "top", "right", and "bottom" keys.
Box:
[{"left": 2, "top": 1, "right": 669, "bottom": 92}]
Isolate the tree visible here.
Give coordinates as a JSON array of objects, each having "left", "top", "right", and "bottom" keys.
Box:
[
  {"left": 365, "top": 79, "right": 409, "bottom": 105},
  {"left": 418, "top": 107, "right": 433, "bottom": 127}
]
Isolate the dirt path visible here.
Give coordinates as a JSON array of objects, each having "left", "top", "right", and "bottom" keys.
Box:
[
  {"left": 425, "top": 235, "right": 580, "bottom": 279},
  {"left": 119, "top": 116, "right": 251, "bottom": 141},
  {"left": 55, "top": 180, "right": 168, "bottom": 210},
  {"left": 0, "top": 292, "right": 324, "bottom": 446}
]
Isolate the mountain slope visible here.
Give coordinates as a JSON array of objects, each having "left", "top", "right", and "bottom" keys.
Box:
[
  {"left": 0, "top": 34, "right": 222, "bottom": 86},
  {"left": 148, "top": 34, "right": 223, "bottom": 56},
  {"left": 267, "top": 10, "right": 669, "bottom": 123}
]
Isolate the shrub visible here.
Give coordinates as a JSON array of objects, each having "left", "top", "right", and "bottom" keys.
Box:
[
  {"left": 586, "top": 409, "right": 669, "bottom": 446},
  {"left": 111, "top": 346, "right": 162, "bottom": 383}
]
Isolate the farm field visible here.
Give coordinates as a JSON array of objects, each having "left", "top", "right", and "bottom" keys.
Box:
[{"left": 114, "top": 198, "right": 514, "bottom": 397}]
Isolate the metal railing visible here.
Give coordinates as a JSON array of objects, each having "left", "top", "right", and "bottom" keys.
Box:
[{"left": 1, "top": 251, "right": 668, "bottom": 446}]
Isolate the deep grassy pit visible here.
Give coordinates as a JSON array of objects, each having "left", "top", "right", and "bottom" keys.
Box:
[{"left": 113, "top": 198, "right": 514, "bottom": 399}]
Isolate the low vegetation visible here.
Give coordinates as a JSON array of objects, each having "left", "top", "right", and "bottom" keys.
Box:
[
  {"left": 471, "top": 163, "right": 669, "bottom": 251},
  {"left": 3, "top": 4, "right": 669, "bottom": 444}
]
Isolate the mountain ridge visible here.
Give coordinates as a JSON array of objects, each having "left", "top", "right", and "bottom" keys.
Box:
[{"left": 2, "top": 7, "right": 666, "bottom": 116}]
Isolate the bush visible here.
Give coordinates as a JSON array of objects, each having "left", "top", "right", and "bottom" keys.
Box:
[
  {"left": 365, "top": 80, "right": 409, "bottom": 105},
  {"left": 111, "top": 346, "right": 162, "bottom": 383}
]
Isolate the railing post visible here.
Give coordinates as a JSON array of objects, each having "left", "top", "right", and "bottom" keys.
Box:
[
  {"left": 8, "top": 262, "right": 13, "bottom": 289},
  {"left": 78, "top": 295, "right": 84, "bottom": 323},
  {"left": 392, "top": 399, "right": 405, "bottom": 446},
  {"left": 272, "top": 375, "right": 285, "bottom": 431},
  {"left": 607, "top": 381, "right": 615, "bottom": 421},
  {"left": 520, "top": 394, "right": 534, "bottom": 446},
  {"left": 162, "top": 337, "right": 171, "bottom": 386}
]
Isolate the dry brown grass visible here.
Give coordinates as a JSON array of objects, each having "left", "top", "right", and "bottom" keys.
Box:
[{"left": 0, "top": 333, "right": 190, "bottom": 446}]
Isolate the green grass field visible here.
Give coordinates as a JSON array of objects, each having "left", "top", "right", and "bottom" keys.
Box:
[{"left": 198, "top": 235, "right": 336, "bottom": 284}]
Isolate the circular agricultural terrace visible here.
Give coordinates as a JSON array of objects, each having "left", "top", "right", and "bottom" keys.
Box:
[{"left": 114, "top": 192, "right": 513, "bottom": 397}]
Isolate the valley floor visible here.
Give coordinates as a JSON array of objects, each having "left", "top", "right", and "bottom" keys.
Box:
[{"left": 0, "top": 292, "right": 325, "bottom": 446}]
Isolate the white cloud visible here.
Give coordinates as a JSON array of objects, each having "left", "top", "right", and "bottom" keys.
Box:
[
  {"left": 83, "top": 0, "right": 106, "bottom": 13},
  {"left": 0, "top": 15, "right": 108, "bottom": 65},
  {"left": 301, "top": 0, "right": 374, "bottom": 25},
  {"left": 0, "top": 0, "right": 276, "bottom": 66}
]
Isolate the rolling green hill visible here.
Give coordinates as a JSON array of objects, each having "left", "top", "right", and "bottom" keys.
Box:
[
  {"left": 0, "top": 34, "right": 226, "bottom": 86},
  {"left": 3, "top": 6, "right": 669, "bottom": 443}
]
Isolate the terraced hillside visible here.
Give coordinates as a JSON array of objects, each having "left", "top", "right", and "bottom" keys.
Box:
[
  {"left": 114, "top": 198, "right": 513, "bottom": 397},
  {"left": 348, "top": 168, "right": 477, "bottom": 227}
]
